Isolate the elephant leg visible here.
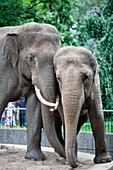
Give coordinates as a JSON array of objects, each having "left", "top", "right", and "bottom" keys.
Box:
[
  {"left": 77, "top": 112, "right": 88, "bottom": 134},
  {"left": 25, "top": 92, "right": 46, "bottom": 161},
  {"left": 88, "top": 84, "right": 112, "bottom": 163},
  {"left": 54, "top": 111, "right": 65, "bottom": 149}
]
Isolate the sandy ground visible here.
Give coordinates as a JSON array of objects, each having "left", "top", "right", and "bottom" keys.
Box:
[{"left": 0, "top": 144, "right": 113, "bottom": 170}]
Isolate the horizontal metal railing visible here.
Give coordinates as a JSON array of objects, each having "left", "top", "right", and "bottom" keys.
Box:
[
  {"left": 0, "top": 108, "right": 113, "bottom": 133},
  {"left": 81, "top": 110, "right": 113, "bottom": 133}
]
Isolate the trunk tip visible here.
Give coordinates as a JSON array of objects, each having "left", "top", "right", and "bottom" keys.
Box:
[
  {"left": 68, "top": 160, "right": 79, "bottom": 168},
  {"left": 66, "top": 150, "right": 79, "bottom": 168}
]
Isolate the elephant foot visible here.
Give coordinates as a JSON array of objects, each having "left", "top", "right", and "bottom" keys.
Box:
[
  {"left": 25, "top": 149, "right": 46, "bottom": 161},
  {"left": 94, "top": 152, "right": 112, "bottom": 164}
]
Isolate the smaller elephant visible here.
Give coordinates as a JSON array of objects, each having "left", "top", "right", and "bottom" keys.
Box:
[{"left": 54, "top": 46, "right": 112, "bottom": 168}]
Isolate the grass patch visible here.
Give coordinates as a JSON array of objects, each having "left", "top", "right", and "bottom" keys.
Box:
[
  {"left": 0, "top": 125, "right": 26, "bottom": 130},
  {"left": 0, "top": 121, "right": 113, "bottom": 133},
  {"left": 81, "top": 121, "right": 113, "bottom": 133}
]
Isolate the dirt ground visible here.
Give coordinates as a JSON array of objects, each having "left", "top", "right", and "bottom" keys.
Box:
[{"left": 0, "top": 144, "right": 113, "bottom": 170}]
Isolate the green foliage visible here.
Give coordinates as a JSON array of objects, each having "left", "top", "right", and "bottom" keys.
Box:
[
  {"left": 96, "top": 16, "right": 113, "bottom": 109},
  {"left": 85, "top": 16, "right": 105, "bottom": 39},
  {"left": 0, "top": 0, "right": 24, "bottom": 26},
  {"left": 0, "top": 0, "right": 112, "bottom": 109},
  {"left": 103, "top": 0, "right": 113, "bottom": 18}
]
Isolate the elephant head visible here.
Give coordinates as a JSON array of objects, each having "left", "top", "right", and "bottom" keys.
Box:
[
  {"left": 54, "top": 46, "right": 98, "bottom": 167},
  {"left": 3, "top": 22, "right": 64, "bottom": 157}
]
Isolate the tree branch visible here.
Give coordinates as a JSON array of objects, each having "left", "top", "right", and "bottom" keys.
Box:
[{"left": 27, "top": 1, "right": 50, "bottom": 10}]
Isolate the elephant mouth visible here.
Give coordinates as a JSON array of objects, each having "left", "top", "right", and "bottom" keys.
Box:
[{"left": 34, "top": 85, "right": 59, "bottom": 112}]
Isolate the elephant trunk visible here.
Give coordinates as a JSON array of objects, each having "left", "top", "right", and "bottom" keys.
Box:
[
  {"left": 41, "top": 90, "right": 65, "bottom": 157},
  {"left": 62, "top": 87, "right": 84, "bottom": 168},
  {"left": 42, "top": 105, "right": 65, "bottom": 157},
  {"left": 35, "top": 71, "right": 65, "bottom": 157}
]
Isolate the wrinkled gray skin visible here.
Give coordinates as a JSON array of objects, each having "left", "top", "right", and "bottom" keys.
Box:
[
  {"left": 0, "top": 22, "right": 65, "bottom": 160},
  {"left": 54, "top": 46, "right": 112, "bottom": 168}
]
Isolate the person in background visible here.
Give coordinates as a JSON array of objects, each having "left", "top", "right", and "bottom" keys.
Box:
[
  {"left": 17, "top": 97, "right": 26, "bottom": 127},
  {"left": 5, "top": 102, "right": 16, "bottom": 127},
  {"left": 12, "top": 101, "right": 19, "bottom": 125},
  {"left": 0, "top": 110, "right": 5, "bottom": 126}
]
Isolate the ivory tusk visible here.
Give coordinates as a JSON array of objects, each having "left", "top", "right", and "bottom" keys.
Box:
[
  {"left": 49, "top": 93, "right": 59, "bottom": 112},
  {"left": 34, "top": 85, "right": 59, "bottom": 111}
]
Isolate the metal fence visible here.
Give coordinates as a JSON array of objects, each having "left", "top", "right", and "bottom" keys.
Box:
[
  {"left": 81, "top": 110, "right": 113, "bottom": 133},
  {"left": 0, "top": 108, "right": 113, "bottom": 133}
]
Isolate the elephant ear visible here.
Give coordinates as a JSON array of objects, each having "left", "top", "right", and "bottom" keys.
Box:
[
  {"left": 91, "top": 52, "right": 99, "bottom": 86},
  {"left": 3, "top": 33, "right": 20, "bottom": 67}
]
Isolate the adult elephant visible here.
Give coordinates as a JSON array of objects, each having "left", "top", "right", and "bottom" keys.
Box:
[
  {"left": 0, "top": 22, "right": 65, "bottom": 160},
  {"left": 54, "top": 46, "right": 112, "bottom": 168}
]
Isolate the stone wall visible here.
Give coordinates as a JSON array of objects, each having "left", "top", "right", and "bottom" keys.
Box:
[{"left": 0, "top": 129, "right": 113, "bottom": 158}]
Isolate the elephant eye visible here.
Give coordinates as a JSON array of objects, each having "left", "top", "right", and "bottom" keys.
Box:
[
  {"left": 27, "top": 54, "right": 35, "bottom": 64},
  {"left": 28, "top": 54, "right": 34, "bottom": 61},
  {"left": 29, "top": 56, "right": 34, "bottom": 62},
  {"left": 83, "top": 73, "right": 89, "bottom": 83}
]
